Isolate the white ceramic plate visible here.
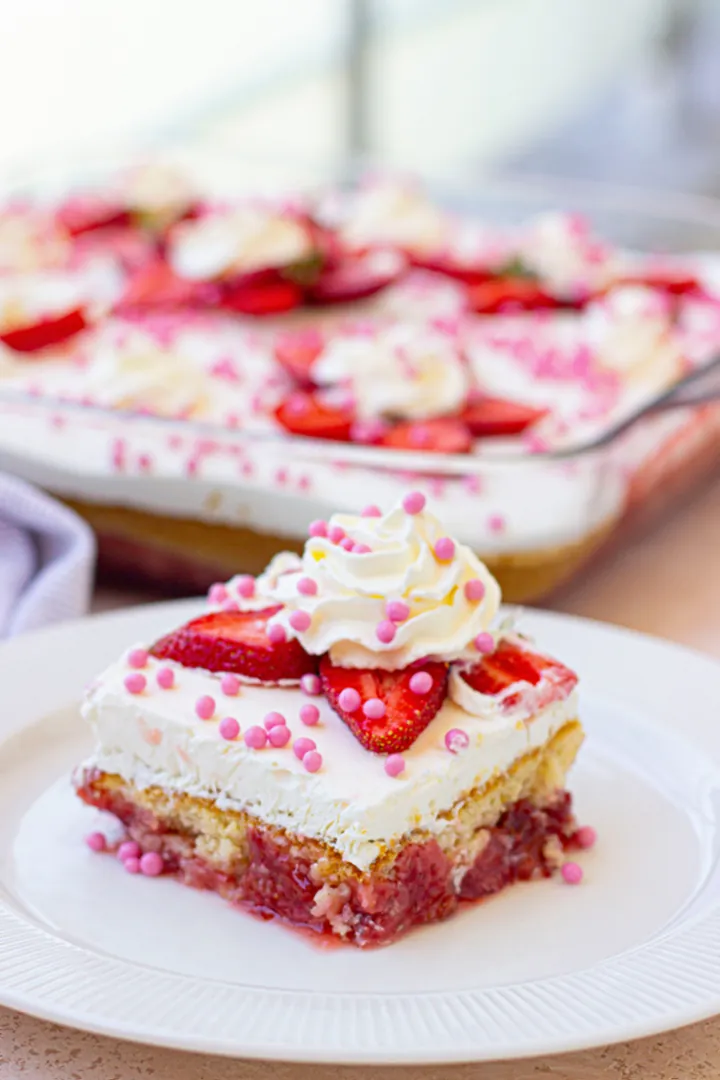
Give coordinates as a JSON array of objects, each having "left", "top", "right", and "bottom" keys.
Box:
[{"left": 1, "top": 600, "right": 720, "bottom": 1065}]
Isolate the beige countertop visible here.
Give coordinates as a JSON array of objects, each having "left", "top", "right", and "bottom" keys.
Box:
[{"left": 2, "top": 476, "right": 720, "bottom": 1080}]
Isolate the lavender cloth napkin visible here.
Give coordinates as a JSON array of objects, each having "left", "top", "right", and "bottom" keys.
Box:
[{"left": 0, "top": 473, "right": 96, "bottom": 638}]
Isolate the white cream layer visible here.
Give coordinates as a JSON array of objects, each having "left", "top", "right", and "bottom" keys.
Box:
[{"left": 82, "top": 651, "right": 578, "bottom": 871}]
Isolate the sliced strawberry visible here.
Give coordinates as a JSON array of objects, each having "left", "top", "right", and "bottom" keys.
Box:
[
  {"left": 467, "top": 277, "right": 564, "bottom": 314},
  {"left": 411, "top": 253, "right": 494, "bottom": 286},
  {"left": 320, "top": 656, "right": 448, "bottom": 753},
  {"left": 382, "top": 417, "right": 472, "bottom": 454},
  {"left": 460, "top": 638, "right": 577, "bottom": 710},
  {"left": 118, "top": 256, "right": 212, "bottom": 310},
  {"left": 607, "top": 272, "right": 700, "bottom": 298},
  {"left": 275, "top": 390, "right": 354, "bottom": 441},
  {"left": 274, "top": 329, "right": 324, "bottom": 385},
  {"left": 461, "top": 396, "right": 547, "bottom": 437},
  {"left": 220, "top": 271, "right": 303, "bottom": 316},
  {"left": 150, "top": 607, "right": 316, "bottom": 683},
  {"left": 307, "top": 248, "right": 406, "bottom": 305},
  {"left": 0, "top": 307, "right": 87, "bottom": 353},
  {"left": 57, "top": 196, "right": 131, "bottom": 237}
]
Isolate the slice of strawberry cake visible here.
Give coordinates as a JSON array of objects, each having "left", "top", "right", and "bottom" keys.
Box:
[{"left": 76, "top": 492, "right": 592, "bottom": 947}]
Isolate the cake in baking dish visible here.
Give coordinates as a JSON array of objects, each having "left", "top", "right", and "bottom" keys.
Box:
[{"left": 76, "top": 492, "right": 594, "bottom": 947}]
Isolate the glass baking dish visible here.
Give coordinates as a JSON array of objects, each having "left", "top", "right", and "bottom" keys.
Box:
[{"left": 0, "top": 149, "right": 718, "bottom": 602}]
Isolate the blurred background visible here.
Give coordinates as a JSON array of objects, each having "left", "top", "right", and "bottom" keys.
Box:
[{"left": 1, "top": 0, "right": 718, "bottom": 193}]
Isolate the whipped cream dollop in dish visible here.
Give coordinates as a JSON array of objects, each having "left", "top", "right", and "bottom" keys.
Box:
[
  {"left": 264, "top": 494, "right": 501, "bottom": 669},
  {"left": 586, "top": 284, "right": 683, "bottom": 389},
  {"left": 337, "top": 182, "right": 449, "bottom": 255}
]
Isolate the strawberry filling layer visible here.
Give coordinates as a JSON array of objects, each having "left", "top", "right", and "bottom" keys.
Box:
[{"left": 78, "top": 778, "right": 580, "bottom": 947}]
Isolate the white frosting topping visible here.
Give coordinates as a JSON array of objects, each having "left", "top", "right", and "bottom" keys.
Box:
[
  {"left": 81, "top": 651, "right": 578, "bottom": 871},
  {"left": 520, "top": 212, "right": 615, "bottom": 298},
  {"left": 121, "top": 163, "right": 195, "bottom": 218},
  {"left": 169, "top": 208, "right": 313, "bottom": 281},
  {"left": 340, "top": 183, "right": 448, "bottom": 254},
  {"left": 0, "top": 210, "right": 71, "bottom": 274},
  {"left": 586, "top": 285, "right": 682, "bottom": 387},
  {"left": 84, "top": 337, "right": 207, "bottom": 416},
  {"left": 312, "top": 324, "right": 470, "bottom": 421},
  {"left": 266, "top": 500, "right": 501, "bottom": 669}
]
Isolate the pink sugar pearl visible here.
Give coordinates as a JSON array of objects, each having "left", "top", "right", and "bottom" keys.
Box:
[
  {"left": 222, "top": 598, "right": 240, "bottom": 612},
  {"left": 264, "top": 711, "right": 286, "bottom": 730},
  {"left": 208, "top": 582, "right": 228, "bottom": 604},
  {"left": 244, "top": 725, "right": 268, "bottom": 750},
  {"left": 297, "top": 576, "right": 318, "bottom": 596},
  {"left": 575, "top": 825, "right": 597, "bottom": 850},
  {"left": 235, "top": 574, "right": 255, "bottom": 598},
  {"left": 464, "top": 578, "right": 486, "bottom": 602},
  {"left": 268, "top": 724, "right": 291, "bottom": 748},
  {"left": 338, "top": 687, "right": 361, "bottom": 712},
  {"left": 300, "top": 704, "right": 320, "bottom": 726},
  {"left": 409, "top": 671, "right": 433, "bottom": 695},
  {"left": 474, "top": 632, "right": 495, "bottom": 654},
  {"left": 328, "top": 524, "right": 345, "bottom": 543},
  {"left": 434, "top": 537, "right": 455, "bottom": 561},
  {"left": 402, "top": 491, "right": 426, "bottom": 515},
  {"left": 289, "top": 610, "right": 312, "bottom": 632},
  {"left": 340, "top": 536, "right": 355, "bottom": 551},
  {"left": 385, "top": 754, "right": 405, "bottom": 778},
  {"left": 386, "top": 600, "right": 410, "bottom": 623},
  {"left": 361, "top": 504, "right": 381, "bottom": 517},
  {"left": 488, "top": 513, "right": 506, "bottom": 533},
  {"left": 139, "top": 852, "right": 164, "bottom": 877},
  {"left": 85, "top": 831, "right": 106, "bottom": 853},
  {"left": 294, "top": 737, "right": 316, "bottom": 760},
  {"left": 220, "top": 673, "right": 240, "bottom": 696},
  {"left": 308, "top": 519, "right": 328, "bottom": 538},
  {"left": 445, "top": 728, "right": 470, "bottom": 754},
  {"left": 267, "top": 623, "right": 287, "bottom": 645},
  {"left": 118, "top": 840, "right": 140, "bottom": 862},
  {"left": 363, "top": 698, "right": 386, "bottom": 720},
  {"left": 352, "top": 543, "right": 371, "bottom": 554},
  {"left": 124, "top": 673, "right": 146, "bottom": 695},
  {"left": 123, "top": 856, "right": 141, "bottom": 874},
  {"left": 219, "top": 716, "right": 240, "bottom": 741},
  {"left": 195, "top": 695, "right": 215, "bottom": 720},
  {"left": 300, "top": 673, "right": 321, "bottom": 696},
  {"left": 376, "top": 620, "right": 397, "bottom": 644},
  {"left": 561, "top": 861, "right": 583, "bottom": 885},
  {"left": 156, "top": 666, "right": 175, "bottom": 690},
  {"left": 127, "top": 647, "right": 148, "bottom": 669},
  {"left": 303, "top": 750, "right": 323, "bottom": 773}
]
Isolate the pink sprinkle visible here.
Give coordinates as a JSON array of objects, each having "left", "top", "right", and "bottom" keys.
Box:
[
  {"left": 294, "top": 737, "right": 316, "bottom": 760},
  {"left": 300, "top": 673, "right": 321, "bottom": 696},
  {"left": 474, "top": 632, "right": 495, "bottom": 654},
  {"left": 268, "top": 724, "right": 291, "bottom": 748},
  {"left": 245, "top": 725, "right": 268, "bottom": 750},
  {"left": 208, "top": 582, "right": 228, "bottom": 604},
  {"left": 264, "top": 711, "right": 286, "bottom": 730},
  {"left": 339, "top": 536, "right": 355, "bottom": 551},
  {"left": 139, "top": 852, "right": 164, "bottom": 877},
  {"left": 488, "top": 513, "right": 506, "bottom": 533},
  {"left": 328, "top": 524, "right": 345, "bottom": 543},
  {"left": 123, "top": 856, "right": 141, "bottom": 874},
  {"left": 402, "top": 490, "right": 426, "bottom": 515},
  {"left": 267, "top": 623, "right": 287, "bottom": 645},
  {"left": 195, "top": 695, "right": 215, "bottom": 720},
  {"left": 434, "top": 537, "right": 455, "bottom": 561},
  {"left": 376, "top": 620, "right": 397, "bottom": 644},
  {"left": 464, "top": 579, "right": 486, "bottom": 602},
  {"left": 235, "top": 575, "right": 255, "bottom": 598},
  {"left": 289, "top": 610, "right": 312, "bottom": 632},
  {"left": 137, "top": 452, "right": 153, "bottom": 473},
  {"left": 220, "top": 673, "right": 240, "bottom": 696},
  {"left": 127, "top": 647, "right": 148, "bottom": 669},
  {"left": 124, "top": 673, "right": 146, "bottom": 695},
  {"left": 219, "top": 716, "right": 240, "bottom": 741},
  {"left": 351, "top": 418, "right": 386, "bottom": 444},
  {"left": 299, "top": 704, "right": 320, "bottom": 726},
  {"left": 85, "top": 831, "right": 106, "bottom": 853},
  {"left": 445, "top": 728, "right": 470, "bottom": 753},
  {"left": 275, "top": 467, "right": 289, "bottom": 485},
  {"left": 363, "top": 698, "right": 386, "bottom": 720},
  {"left": 575, "top": 825, "right": 597, "bottom": 850},
  {"left": 561, "top": 861, "right": 583, "bottom": 885},
  {"left": 463, "top": 475, "right": 483, "bottom": 495},
  {"left": 352, "top": 543, "right": 371, "bottom": 554},
  {"left": 361, "top": 505, "right": 382, "bottom": 517},
  {"left": 384, "top": 754, "right": 405, "bottom": 778},
  {"left": 409, "top": 671, "right": 433, "bottom": 695},
  {"left": 297, "top": 577, "right": 317, "bottom": 596},
  {"left": 222, "top": 598, "right": 240, "bottom": 612},
  {"left": 303, "top": 750, "right": 323, "bottom": 773},
  {"left": 156, "top": 667, "right": 175, "bottom": 690},
  {"left": 308, "top": 519, "right": 327, "bottom": 538},
  {"left": 118, "top": 840, "right": 140, "bottom": 862},
  {"left": 386, "top": 600, "right": 410, "bottom": 623},
  {"left": 338, "top": 687, "right": 361, "bottom": 712}
]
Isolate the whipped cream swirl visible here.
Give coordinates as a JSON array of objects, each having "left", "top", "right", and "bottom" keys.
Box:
[
  {"left": 266, "top": 500, "right": 501, "bottom": 669},
  {"left": 85, "top": 333, "right": 206, "bottom": 416},
  {"left": 586, "top": 284, "right": 682, "bottom": 387},
  {"left": 312, "top": 324, "right": 470, "bottom": 421},
  {"left": 520, "top": 212, "right": 616, "bottom": 299},
  {"left": 339, "top": 183, "right": 448, "bottom": 255},
  {"left": 169, "top": 207, "right": 313, "bottom": 281}
]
